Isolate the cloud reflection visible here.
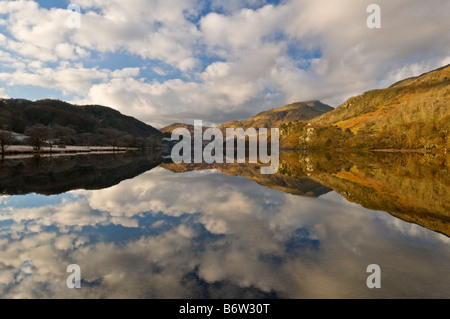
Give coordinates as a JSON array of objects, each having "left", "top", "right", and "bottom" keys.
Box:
[{"left": 0, "top": 167, "right": 449, "bottom": 298}]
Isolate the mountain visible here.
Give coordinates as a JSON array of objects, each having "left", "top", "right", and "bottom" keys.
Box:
[
  {"left": 0, "top": 98, "right": 162, "bottom": 137},
  {"left": 160, "top": 100, "right": 333, "bottom": 139},
  {"left": 218, "top": 100, "right": 333, "bottom": 130},
  {"left": 281, "top": 64, "right": 450, "bottom": 150},
  {"left": 0, "top": 98, "right": 161, "bottom": 145},
  {"left": 160, "top": 122, "right": 210, "bottom": 138},
  {"left": 160, "top": 123, "right": 194, "bottom": 135}
]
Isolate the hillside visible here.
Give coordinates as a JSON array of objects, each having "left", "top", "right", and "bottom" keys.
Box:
[
  {"left": 281, "top": 65, "right": 450, "bottom": 150},
  {"left": 160, "top": 101, "right": 332, "bottom": 138},
  {"left": 218, "top": 100, "right": 333, "bottom": 130},
  {"left": 0, "top": 98, "right": 161, "bottom": 148},
  {"left": 160, "top": 123, "right": 194, "bottom": 135},
  {"left": 160, "top": 122, "right": 209, "bottom": 138}
]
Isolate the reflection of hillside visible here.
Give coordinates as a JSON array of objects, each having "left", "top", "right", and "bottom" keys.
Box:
[
  {"left": 0, "top": 152, "right": 162, "bottom": 196},
  {"left": 160, "top": 161, "right": 331, "bottom": 197},
  {"left": 3, "top": 149, "right": 448, "bottom": 237},
  {"left": 161, "top": 152, "right": 450, "bottom": 237},
  {"left": 280, "top": 151, "right": 450, "bottom": 237}
]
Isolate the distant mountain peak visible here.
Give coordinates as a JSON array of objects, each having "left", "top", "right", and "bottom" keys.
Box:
[
  {"left": 160, "top": 101, "right": 333, "bottom": 135},
  {"left": 217, "top": 100, "right": 333, "bottom": 130}
]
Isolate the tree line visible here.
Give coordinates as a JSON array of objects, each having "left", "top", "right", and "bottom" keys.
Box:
[
  {"left": 0, "top": 123, "right": 163, "bottom": 156},
  {"left": 0, "top": 99, "right": 164, "bottom": 156}
]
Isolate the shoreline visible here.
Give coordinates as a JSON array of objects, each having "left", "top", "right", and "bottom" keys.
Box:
[
  {"left": 1, "top": 145, "right": 138, "bottom": 158},
  {"left": 1, "top": 150, "right": 131, "bottom": 160}
]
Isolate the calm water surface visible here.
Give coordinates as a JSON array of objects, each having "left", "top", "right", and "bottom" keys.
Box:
[{"left": 0, "top": 152, "right": 449, "bottom": 298}]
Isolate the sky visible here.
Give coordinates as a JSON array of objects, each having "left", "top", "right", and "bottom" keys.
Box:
[{"left": 0, "top": 0, "right": 450, "bottom": 128}]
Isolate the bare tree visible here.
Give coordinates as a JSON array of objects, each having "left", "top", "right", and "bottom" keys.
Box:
[
  {"left": 25, "top": 124, "right": 50, "bottom": 151},
  {"left": 0, "top": 130, "right": 15, "bottom": 157},
  {"left": 51, "top": 124, "right": 76, "bottom": 146},
  {"left": 100, "top": 128, "right": 126, "bottom": 150},
  {"left": 118, "top": 134, "right": 134, "bottom": 147},
  {"left": 78, "top": 133, "right": 94, "bottom": 146},
  {"left": 133, "top": 137, "right": 146, "bottom": 150},
  {"left": 91, "top": 134, "right": 107, "bottom": 147}
]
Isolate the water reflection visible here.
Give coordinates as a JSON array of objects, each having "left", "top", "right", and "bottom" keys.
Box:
[
  {"left": 0, "top": 152, "right": 449, "bottom": 298},
  {"left": 162, "top": 151, "right": 450, "bottom": 237},
  {"left": 0, "top": 152, "right": 162, "bottom": 195}
]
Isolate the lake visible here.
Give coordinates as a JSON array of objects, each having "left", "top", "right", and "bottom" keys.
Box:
[{"left": 0, "top": 151, "right": 449, "bottom": 298}]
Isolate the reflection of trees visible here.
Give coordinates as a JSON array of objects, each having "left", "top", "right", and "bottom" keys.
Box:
[
  {"left": 0, "top": 152, "right": 162, "bottom": 196},
  {"left": 30, "top": 154, "right": 42, "bottom": 170}
]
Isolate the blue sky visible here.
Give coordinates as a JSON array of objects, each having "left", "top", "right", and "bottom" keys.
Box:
[{"left": 0, "top": 0, "right": 449, "bottom": 128}]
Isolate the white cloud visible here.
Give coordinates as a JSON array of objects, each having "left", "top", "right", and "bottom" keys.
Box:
[
  {"left": 71, "top": 0, "right": 201, "bottom": 71},
  {"left": 282, "top": 0, "right": 450, "bottom": 105},
  {"left": 80, "top": 72, "right": 278, "bottom": 127},
  {"left": 152, "top": 67, "right": 167, "bottom": 76},
  {"left": 1, "top": 0, "right": 450, "bottom": 126},
  {"left": 111, "top": 67, "right": 140, "bottom": 78},
  {"left": 0, "top": 87, "right": 8, "bottom": 98},
  {"left": 200, "top": 5, "right": 286, "bottom": 58},
  {"left": 209, "top": 0, "right": 268, "bottom": 14},
  {"left": 0, "top": 64, "right": 110, "bottom": 95},
  {"left": 0, "top": 1, "right": 87, "bottom": 61}
]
